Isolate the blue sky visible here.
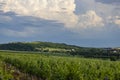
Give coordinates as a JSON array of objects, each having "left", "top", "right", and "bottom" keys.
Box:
[{"left": 0, "top": 0, "right": 120, "bottom": 47}]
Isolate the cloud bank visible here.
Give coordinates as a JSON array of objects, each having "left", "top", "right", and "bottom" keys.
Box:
[
  {"left": 0, "top": 0, "right": 119, "bottom": 40},
  {"left": 0, "top": 0, "right": 107, "bottom": 29},
  {"left": 0, "top": 0, "right": 78, "bottom": 27}
]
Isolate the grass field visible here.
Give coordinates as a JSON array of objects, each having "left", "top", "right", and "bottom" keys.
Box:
[{"left": 0, "top": 51, "right": 120, "bottom": 80}]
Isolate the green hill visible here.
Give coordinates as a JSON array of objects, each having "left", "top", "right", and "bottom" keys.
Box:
[
  {"left": 0, "top": 41, "right": 81, "bottom": 52},
  {"left": 0, "top": 41, "right": 119, "bottom": 60}
]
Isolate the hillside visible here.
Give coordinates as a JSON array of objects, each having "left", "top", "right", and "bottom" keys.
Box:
[
  {"left": 0, "top": 41, "right": 81, "bottom": 52},
  {"left": 0, "top": 41, "right": 119, "bottom": 60}
]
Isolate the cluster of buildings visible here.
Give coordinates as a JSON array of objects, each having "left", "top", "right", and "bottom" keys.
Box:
[{"left": 104, "top": 48, "right": 120, "bottom": 53}]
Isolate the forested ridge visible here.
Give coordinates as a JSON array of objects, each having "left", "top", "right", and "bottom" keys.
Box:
[{"left": 0, "top": 41, "right": 80, "bottom": 51}]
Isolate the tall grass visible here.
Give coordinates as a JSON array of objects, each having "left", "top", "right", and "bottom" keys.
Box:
[{"left": 0, "top": 51, "right": 120, "bottom": 80}]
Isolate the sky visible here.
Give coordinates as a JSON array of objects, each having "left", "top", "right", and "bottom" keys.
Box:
[{"left": 0, "top": 0, "right": 120, "bottom": 47}]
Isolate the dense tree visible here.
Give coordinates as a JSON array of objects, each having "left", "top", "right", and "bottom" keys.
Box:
[{"left": 0, "top": 42, "right": 35, "bottom": 51}]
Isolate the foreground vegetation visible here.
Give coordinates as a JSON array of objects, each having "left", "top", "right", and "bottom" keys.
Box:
[
  {"left": 0, "top": 51, "right": 120, "bottom": 80},
  {"left": 0, "top": 59, "right": 13, "bottom": 80}
]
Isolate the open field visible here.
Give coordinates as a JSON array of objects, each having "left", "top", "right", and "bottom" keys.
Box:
[{"left": 0, "top": 51, "right": 120, "bottom": 80}]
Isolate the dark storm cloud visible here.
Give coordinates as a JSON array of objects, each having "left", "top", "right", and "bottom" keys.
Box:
[{"left": 96, "top": 0, "right": 120, "bottom": 4}]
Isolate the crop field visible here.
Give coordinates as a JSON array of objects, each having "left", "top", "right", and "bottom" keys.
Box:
[{"left": 0, "top": 51, "right": 120, "bottom": 80}]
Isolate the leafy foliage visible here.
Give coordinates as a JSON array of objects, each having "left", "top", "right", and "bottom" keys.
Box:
[
  {"left": 0, "top": 42, "right": 35, "bottom": 51},
  {"left": 0, "top": 51, "right": 120, "bottom": 80}
]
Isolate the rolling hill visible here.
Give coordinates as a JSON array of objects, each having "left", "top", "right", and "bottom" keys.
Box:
[
  {"left": 0, "top": 41, "right": 119, "bottom": 60},
  {"left": 0, "top": 41, "right": 81, "bottom": 52}
]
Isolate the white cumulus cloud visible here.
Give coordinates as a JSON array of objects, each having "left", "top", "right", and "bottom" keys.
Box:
[
  {"left": 66, "top": 10, "right": 104, "bottom": 30},
  {"left": 114, "top": 16, "right": 120, "bottom": 27},
  {"left": 0, "top": 0, "right": 77, "bottom": 27},
  {"left": 107, "top": 16, "right": 120, "bottom": 27},
  {"left": 78, "top": 10, "right": 104, "bottom": 28},
  {"left": 0, "top": 0, "right": 104, "bottom": 29},
  {"left": 114, "top": 19, "right": 120, "bottom": 26}
]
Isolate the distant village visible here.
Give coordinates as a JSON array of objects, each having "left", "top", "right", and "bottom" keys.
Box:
[{"left": 104, "top": 48, "right": 120, "bottom": 53}]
